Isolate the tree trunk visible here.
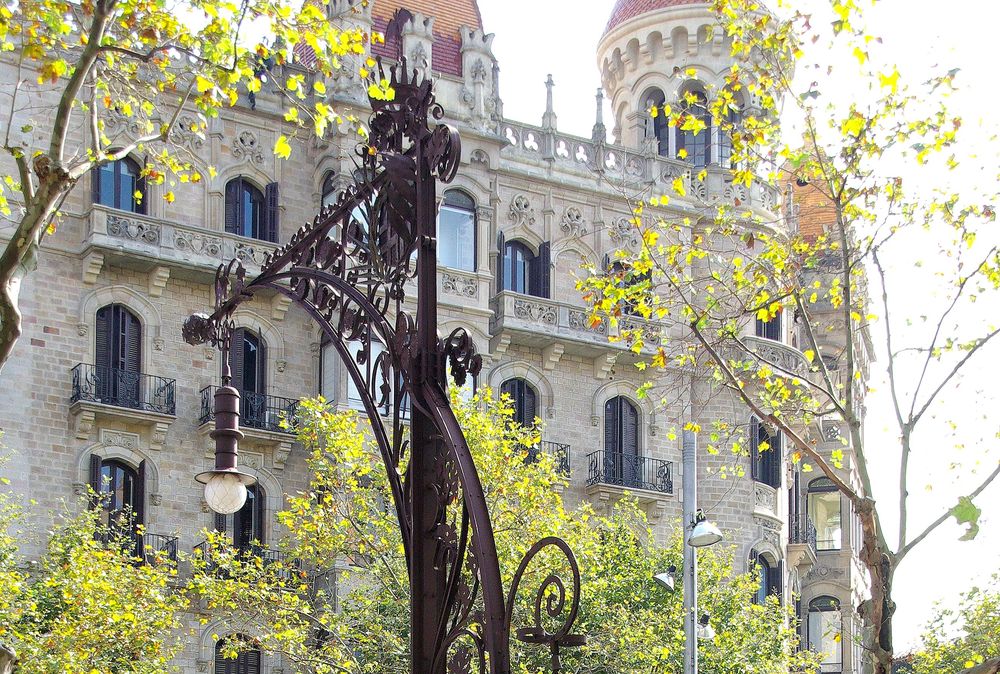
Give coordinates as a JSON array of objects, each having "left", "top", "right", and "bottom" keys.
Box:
[
  {"left": 0, "top": 644, "right": 15, "bottom": 674},
  {"left": 855, "top": 496, "right": 897, "bottom": 674},
  {"left": 963, "top": 658, "right": 1000, "bottom": 674}
]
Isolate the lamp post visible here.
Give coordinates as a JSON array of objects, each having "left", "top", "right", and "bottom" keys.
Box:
[
  {"left": 655, "top": 430, "right": 723, "bottom": 674},
  {"left": 182, "top": 31, "right": 584, "bottom": 673}
]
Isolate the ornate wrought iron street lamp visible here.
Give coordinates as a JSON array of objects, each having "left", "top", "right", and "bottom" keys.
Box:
[{"left": 182, "top": 25, "right": 584, "bottom": 673}]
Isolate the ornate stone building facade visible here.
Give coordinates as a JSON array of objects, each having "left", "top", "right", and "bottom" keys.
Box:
[{"left": 0, "top": 0, "right": 869, "bottom": 671}]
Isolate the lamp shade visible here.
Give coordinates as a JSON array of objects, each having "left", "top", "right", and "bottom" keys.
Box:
[
  {"left": 688, "top": 519, "right": 723, "bottom": 548},
  {"left": 653, "top": 566, "right": 677, "bottom": 592}
]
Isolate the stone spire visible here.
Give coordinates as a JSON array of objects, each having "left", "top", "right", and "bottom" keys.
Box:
[
  {"left": 592, "top": 88, "right": 607, "bottom": 143},
  {"left": 541, "top": 74, "right": 557, "bottom": 130}
]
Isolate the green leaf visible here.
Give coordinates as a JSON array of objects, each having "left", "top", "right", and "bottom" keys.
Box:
[{"left": 950, "top": 496, "right": 982, "bottom": 541}]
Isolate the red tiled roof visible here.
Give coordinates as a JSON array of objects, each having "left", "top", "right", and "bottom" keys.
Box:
[
  {"left": 605, "top": 0, "right": 706, "bottom": 33},
  {"left": 372, "top": 0, "right": 482, "bottom": 77}
]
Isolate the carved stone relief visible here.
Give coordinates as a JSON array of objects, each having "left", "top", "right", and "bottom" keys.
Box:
[
  {"left": 232, "top": 130, "right": 264, "bottom": 164},
  {"left": 508, "top": 194, "right": 536, "bottom": 228}
]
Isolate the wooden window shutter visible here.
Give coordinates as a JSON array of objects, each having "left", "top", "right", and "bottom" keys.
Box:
[
  {"left": 91, "top": 166, "right": 102, "bottom": 205},
  {"left": 229, "top": 328, "right": 246, "bottom": 392},
  {"left": 255, "top": 485, "right": 266, "bottom": 544},
  {"left": 256, "top": 338, "right": 267, "bottom": 396},
  {"left": 750, "top": 417, "right": 761, "bottom": 482},
  {"left": 604, "top": 398, "right": 619, "bottom": 454},
  {"left": 214, "top": 512, "right": 228, "bottom": 534},
  {"left": 264, "top": 182, "right": 280, "bottom": 243},
  {"left": 495, "top": 231, "right": 505, "bottom": 293},
  {"left": 622, "top": 400, "right": 639, "bottom": 456},
  {"left": 95, "top": 305, "right": 112, "bottom": 371},
  {"left": 135, "top": 160, "right": 147, "bottom": 216},
  {"left": 245, "top": 650, "right": 261, "bottom": 674},
  {"left": 135, "top": 460, "right": 147, "bottom": 527},
  {"left": 770, "top": 560, "right": 784, "bottom": 599},
  {"left": 88, "top": 453, "right": 103, "bottom": 508},
  {"left": 523, "top": 382, "right": 537, "bottom": 426},
  {"left": 123, "top": 308, "right": 142, "bottom": 373},
  {"left": 533, "top": 241, "right": 551, "bottom": 299},
  {"left": 224, "top": 180, "right": 241, "bottom": 234}
]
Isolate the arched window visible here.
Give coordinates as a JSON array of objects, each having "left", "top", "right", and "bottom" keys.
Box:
[
  {"left": 498, "top": 239, "right": 550, "bottom": 298},
  {"left": 93, "top": 158, "right": 146, "bottom": 214},
  {"left": 228, "top": 328, "right": 268, "bottom": 428},
  {"left": 321, "top": 171, "right": 338, "bottom": 209},
  {"left": 500, "top": 378, "right": 537, "bottom": 428},
  {"left": 751, "top": 550, "right": 783, "bottom": 604},
  {"left": 214, "top": 636, "right": 262, "bottom": 674},
  {"left": 438, "top": 189, "right": 477, "bottom": 271},
  {"left": 97, "top": 459, "right": 142, "bottom": 528},
  {"left": 808, "top": 477, "right": 842, "bottom": 551},
  {"left": 750, "top": 417, "right": 782, "bottom": 488},
  {"left": 808, "top": 596, "right": 843, "bottom": 672},
  {"left": 225, "top": 177, "right": 279, "bottom": 242},
  {"left": 644, "top": 89, "right": 669, "bottom": 157},
  {"left": 95, "top": 303, "right": 142, "bottom": 407},
  {"left": 677, "top": 90, "right": 711, "bottom": 168}
]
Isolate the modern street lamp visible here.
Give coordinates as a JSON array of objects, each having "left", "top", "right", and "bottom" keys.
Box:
[{"left": 654, "top": 430, "right": 723, "bottom": 674}]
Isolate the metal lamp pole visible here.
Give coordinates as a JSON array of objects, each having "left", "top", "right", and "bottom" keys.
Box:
[{"left": 682, "top": 429, "right": 699, "bottom": 674}]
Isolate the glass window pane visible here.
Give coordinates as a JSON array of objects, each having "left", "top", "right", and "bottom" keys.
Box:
[
  {"left": 99, "top": 163, "right": 116, "bottom": 207},
  {"left": 438, "top": 206, "right": 475, "bottom": 271},
  {"left": 809, "top": 491, "right": 842, "bottom": 550},
  {"left": 320, "top": 340, "right": 338, "bottom": 401}
]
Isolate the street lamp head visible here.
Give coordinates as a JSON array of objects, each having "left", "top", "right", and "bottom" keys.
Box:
[
  {"left": 697, "top": 613, "right": 716, "bottom": 640},
  {"left": 653, "top": 564, "right": 678, "bottom": 592},
  {"left": 196, "top": 468, "right": 256, "bottom": 514},
  {"left": 687, "top": 509, "right": 723, "bottom": 548}
]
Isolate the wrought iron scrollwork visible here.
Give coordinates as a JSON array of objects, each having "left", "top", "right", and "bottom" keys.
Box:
[{"left": 184, "top": 44, "right": 583, "bottom": 674}]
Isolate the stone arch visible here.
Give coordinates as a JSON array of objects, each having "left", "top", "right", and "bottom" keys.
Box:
[
  {"left": 79, "top": 285, "right": 162, "bottom": 372},
  {"left": 500, "top": 193, "right": 544, "bottom": 253},
  {"left": 198, "top": 620, "right": 284, "bottom": 673},
  {"left": 211, "top": 165, "right": 275, "bottom": 235},
  {"left": 552, "top": 240, "right": 598, "bottom": 272},
  {"left": 74, "top": 430, "right": 161, "bottom": 514},
  {"left": 670, "top": 25, "right": 689, "bottom": 57},
  {"left": 230, "top": 309, "right": 285, "bottom": 391},
  {"left": 487, "top": 360, "right": 554, "bottom": 420},
  {"left": 592, "top": 380, "right": 656, "bottom": 439}
]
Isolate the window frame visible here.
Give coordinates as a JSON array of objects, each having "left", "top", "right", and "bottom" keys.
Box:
[
  {"left": 94, "top": 157, "right": 146, "bottom": 214},
  {"left": 808, "top": 596, "right": 844, "bottom": 672},
  {"left": 750, "top": 417, "right": 782, "bottom": 488},
  {"left": 503, "top": 240, "right": 534, "bottom": 295},
  {"left": 808, "top": 477, "right": 842, "bottom": 551},
  {"left": 677, "top": 90, "right": 711, "bottom": 168},
  {"left": 500, "top": 378, "right": 538, "bottom": 429},
  {"left": 438, "top": 189, "right": 477, "bottom": 272}
]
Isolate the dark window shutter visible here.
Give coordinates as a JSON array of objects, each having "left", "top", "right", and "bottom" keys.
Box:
[
  {"left": 88, "top": 453, "right": 103, "bottom": 508},
  {"left": 214, "top": 512, "right": 228, "bottom": 533},
  {"left": 245, "top": 650, "right": 261, "bottom": 674},
  {"left": 750, "top": 417, "right": 761, "bottom": 482},
  {"left": 225, "top": 180, "right": 241, "bottom": 234},
  {"left": 135, "top": 162, "right": 147, "bottom": 215},
  {"left": 255, "top": 485, "right": 266, "bottom": 544},
  {"left": 532, "top": 241, "right": 551, "bottom": 298},
  {"left": 229, "top": 328, "right": 246, "bottom": 392},
  {"left": 496, "top": 231, "right": 505, "bottom": 293},
  {"left": 92, "top": 166, "right": 102, "bottom": 204},
  {"left": 264, "top": 182, "right": 280, "bottom": 243},
  {"left": 256, "top": 338, "right": 268, "bottom": 396},
  {"left": 604, "top": 398, "right": 619, "bottom": 454},
  {"left": 135, "top": 459, "right": 146, "bottom": 527},
  {"left": 123, "top": 308, "right": 141, "bottom": 373},
  {"left": 770, "top": 560, "right": 784, "bottom": 600},
  {"left": 95, "top": 305, "right": 112, "bottom": 371},
  {"left": 622, "top": 400, "right": 639, "bottom": 456}
]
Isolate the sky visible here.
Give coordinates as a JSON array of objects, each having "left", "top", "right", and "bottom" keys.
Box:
[{"left": 478, "top": 0, "right": 1000, "bottom": 650}]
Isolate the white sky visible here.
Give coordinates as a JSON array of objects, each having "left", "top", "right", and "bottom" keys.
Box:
[{"left": 479, "top": 0, "right": 1000, "bottom": 651}]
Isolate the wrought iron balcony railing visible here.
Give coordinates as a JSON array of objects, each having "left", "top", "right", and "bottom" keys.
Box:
[
  {"left": 137, "top": 532, "right": 179, "bottom": 564},
  {"left": 789, "top": 515, "right": 818, "bottom": 552},
  {"left": 70, "top": 363, "right": 176, "bottom": 415},
  {"left": 586, "top": 451, "right": 673, "bottom": 494},
  {"left": 526, "top": 441, "right": 571, "bottom": 475},
  {"left": 193, "top": 540, "right": 301, "bottom": 581},
  {"left": 199, "top": 386, "right": 298, "bottom": 434}
]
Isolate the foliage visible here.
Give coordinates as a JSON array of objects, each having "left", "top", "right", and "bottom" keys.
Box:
[
  {"left": 0, "top": 0, "right": 386, "bottom": 369},
  {"left": 192, "top": 392, "right": 817, "bottom": 674},
  {"left": 912, "top": 574, "right": 1000, "bottom": 674},
  {"left": 0, "top": 475, "right": 188, "bottom": 673},
  {"left": 578, "top": 1, "right": 1000, "bottom": 672}
]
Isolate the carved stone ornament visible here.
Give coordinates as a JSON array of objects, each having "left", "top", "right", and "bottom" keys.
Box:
[
  {"left": 232, "top": 129, "right": 264, "bottom": 164},
  {"left": 442, "top": 271, "right": 478, "bottom": 298},
  {"left": 508, "top": 194, "right": 536, "bottom": 228},
  {"left": 568, "top": 309, "right": 606, "bottom": 335},
  {"left": 512, "top": 298, "right": 557, "bottom": 325},
  {"left": 100, "top": 429, "right": 139, "bottom": 450},
  {"left": 560, "top": 206, "right": 587, "bottom": 236},
  {"left": 168, "top": 114, "right": 206, "bottom": 151},
  {"left": 410, "top": 41, "right": 429, "bottom": 71},
  {"left": 609, "top": 216, "right": 642, "bottom": 252},
  {"left": 235, "top": 241, "right": 270, "bottom": 267},
  {"left": 107, "top": 214, "right": 160, "bottom": 244},
  {"left": 175, "top": 231, "right": 223, "bottom": 257},
  {"left": 471, "top": 58, "right": 488, "bottom": 83}
]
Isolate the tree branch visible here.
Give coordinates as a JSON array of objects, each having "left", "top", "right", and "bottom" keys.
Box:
[{"left": 896, "top": 460, "right": 1000, "bottom": 562}]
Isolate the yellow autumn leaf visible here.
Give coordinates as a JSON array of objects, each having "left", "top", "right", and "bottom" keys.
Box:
[
  {"left": 672, "top": 176, "right": 686, "bottom": 197},
  {"left": 274, "top": 135, "right": 292, "bottom": 160},
  {"left": 195, "top": 76, "right": 214, "bottom": 93}
]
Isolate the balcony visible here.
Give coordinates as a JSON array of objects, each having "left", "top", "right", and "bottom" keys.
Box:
[
  {"left": 193, "top": 540, "right": 301, "bottom": 582},
  {"left": 526, "top": 440, "right": 571, "bottom": 475},
  {"left": 137, "top": 532, "right": 180, "bottom": 565},
  {"left": 69, "top": 363, "right": 176, "bottom": 448},
  {"left": 741, "top": 336, "right": 813, "bottom": 378},
  {"left": 83, "top": 205, "right": 280, "bottom": 283},
  {"left": 787, "top": 515, "right": 819, "bottom": 573},
  {"left": 490, "top": 292, "right": 663, "bottom": 372},
  {"left": 198, "top": 386, "right": 298, "bottom": 469},
  {"left": 585, "top": 451, "right": 675, "bottom": 522}
]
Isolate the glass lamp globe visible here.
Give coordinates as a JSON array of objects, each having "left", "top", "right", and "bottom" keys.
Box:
[{"left": 203, "top": 472, "right": 249, "bottom": 514}]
